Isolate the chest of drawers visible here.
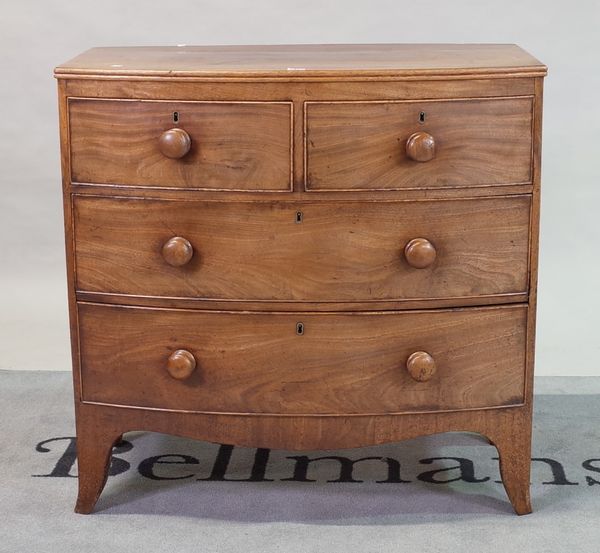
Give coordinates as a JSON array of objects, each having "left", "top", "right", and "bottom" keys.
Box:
[{"left": 55, "top": 44, "right": 546, "bottom": 515}]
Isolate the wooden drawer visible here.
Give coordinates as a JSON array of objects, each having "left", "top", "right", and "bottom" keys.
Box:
[
  {"left": 78, "top": 303, "right": 527, "bottom": 414},
  {"left": 68, "top": 99, "right": 293, "bottom": 191},
  {"left": 305, "top": 97, "right": 533, "bottom": 191},
  {"left": 73, "top": 195, "right": 531, "bottom": 304}
]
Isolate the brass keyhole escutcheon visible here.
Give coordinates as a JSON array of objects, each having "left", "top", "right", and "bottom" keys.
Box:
[{"left": 296, "top": 322, "right": 304, "bottom": 335}]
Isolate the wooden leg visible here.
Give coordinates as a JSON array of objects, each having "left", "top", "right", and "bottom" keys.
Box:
[
  {"left": 74, "top": 410, "right": 123, "bottom": 514},
  {"left": 488, "top": 425, "right": 532, "bottom": 515}
]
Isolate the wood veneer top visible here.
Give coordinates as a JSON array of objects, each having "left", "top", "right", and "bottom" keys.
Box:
[{"left": 54, "top": 44, "right": 546, "bottom": 79}]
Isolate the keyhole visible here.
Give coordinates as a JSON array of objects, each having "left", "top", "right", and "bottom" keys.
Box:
[
  {"left": 295, "top": 211, "right": 303, "bottom": 223},
  {"left": 173, "top": 111, "right": 179, "bottom": 123},
  {"left": 296, "top": 322, "right": 304, "bottom": 335},
  {"left": 419, "top": 111, "right": 426, "bottom": 123}
]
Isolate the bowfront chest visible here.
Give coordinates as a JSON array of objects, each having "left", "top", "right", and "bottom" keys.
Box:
[{"left": 55, "top": 44, "right": 546, "bottom": 514}]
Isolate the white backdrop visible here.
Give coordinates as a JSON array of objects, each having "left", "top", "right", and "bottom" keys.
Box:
[{"left": 1, "top": 0, "right": 598, "bottom": 374}]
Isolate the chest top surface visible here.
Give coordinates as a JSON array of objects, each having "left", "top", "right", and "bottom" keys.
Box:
[{"left": 54, "top": 43, "right": 546, "bottom": 79}]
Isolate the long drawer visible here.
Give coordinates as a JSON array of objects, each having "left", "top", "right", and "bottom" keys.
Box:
[
  {"left": 78, "top": 303, "right": 527, "bottom": 415},
  {"left": 73, "top": 195, "right": 531, "bottom": 304}
]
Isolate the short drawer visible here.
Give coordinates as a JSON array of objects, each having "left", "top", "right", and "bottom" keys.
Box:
[
  {"left": 305, "top": 97, "right": 533, "bottom": 190},
  {"left": 73, "top": 195, "right": 531, "bottom": 304},
  {"left": 78, "top": 303, "right": 527, "bottom": 414},
  {"left": 69, "top": 99, "right": 293, "bottom": 191}
]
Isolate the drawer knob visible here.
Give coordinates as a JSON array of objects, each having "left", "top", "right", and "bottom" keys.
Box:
[
  {"left": 406, "top": 131, "right": 436, "bottom": 162},
  {"left": 406, "top": 351, "right": 436, "bottom": 382},
  {"left": 162, "top": 236, "right": 194, "bottom": 267},
  {"left": 404, "top": 238, "right": 436, "bottom": 269},
  {"left": 158, "top": 128, "right": 191, "bottom": 159},
  {"left": 166, "top": 349, "right": 197, "bottom": 380}
]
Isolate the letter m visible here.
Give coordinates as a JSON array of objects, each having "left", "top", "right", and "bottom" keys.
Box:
[{"left": 282, "top": 455, "right": 409, "bottom": 483}]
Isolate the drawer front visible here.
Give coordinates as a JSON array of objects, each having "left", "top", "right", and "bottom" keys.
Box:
[
  {"left": 69, "top": 99, "right": 293, "bottom": 191},
  {"left": 305, "top": 97, "right": 533, "bottom": 190},
  {"left": 74, "top": 195, "right": 530, "bottom": 303},
  {"left": 78, "top": 303, "right": 527, "bottom": 414}
]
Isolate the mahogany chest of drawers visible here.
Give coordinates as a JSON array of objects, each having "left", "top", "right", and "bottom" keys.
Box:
[{"left": 54, "top": 44, "right": 546, "bottom": 515}]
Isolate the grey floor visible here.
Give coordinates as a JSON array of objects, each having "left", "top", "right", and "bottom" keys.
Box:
[{"left": 1, "top": 370, "right": 599, "bottom": 553}]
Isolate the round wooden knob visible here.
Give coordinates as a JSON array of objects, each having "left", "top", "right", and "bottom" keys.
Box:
[
  {"left": 166, "top": 349, "right": 197, "bottom": 380},
  {"left": 404, "top": 238, "right": 436, "bottom": 269},
  {"left": 162, "top": 236, "right": 193, "bottom": 267},
  {"left": 158, "top": 128, "right": 191, "bottom": 159},
  {"left": 406, "top": 351, "right": 436, "bottom": 382},
  {"left": 406, "top": 131, "right": 436, "bottom": 162}
]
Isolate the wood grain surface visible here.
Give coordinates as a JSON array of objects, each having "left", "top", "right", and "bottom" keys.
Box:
[
  {"left": 72, "top": 399, "right": 533, "bottom": 514},
  {"left": 73, "top": 195, "right": 531, "bottom": 304},
  {"left": 63, "top": 76, "right": 537, "bottom": 102},
  {"left": 78, "top": 302, "right": 527, "bottom": 415},
  {"left": 69, "top": 99, "right": 293, "bottom": 190},
  {"left": 54, "top": 44, "right": 546, "bottom": 80},
  {"left": 306, "top": 97, "right": 533, "bottom": 190}
]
